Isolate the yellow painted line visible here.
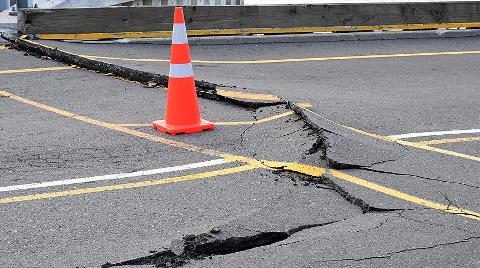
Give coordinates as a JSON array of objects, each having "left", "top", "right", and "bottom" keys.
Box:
[
  {"left": 0, "top": 164, "right": 259, "bottom": 204},
  {"left": 261, "top": 160, "right": 480, "bottom": 221},
  {"left": 115, "top": 123, "right": 151, "bottom": 127},
  {"left": 37, "top": 22, "right": 480, "bottom": 40},
  {"left": 262, "top": 160, "right": 327, "bottom": 177},
  {"left": 217, "top": 89, "right": 280, "bottom": 101},
  {"left": 217, "top": 103, "right": 312, "bottom": 125},
  {"left": 2, "top": 90, "right": 479, "bottom": 222},
  {"left": 0, "top": 66, "right": 73, "bottom": 75},
  {"left": 417, "top": 136, "right": 480, "bottom": 145},
  {"left": 114, "top": 112, "right": 294, "bottom": 127},
  {"left": 216, "top": 111, "right": 294, "bottom": 126},
  {"left": 83, "top": 55, "right": 169, "bottom": 63},
  {"left": 82, "top": 50, "right": 480, "bottom": 65},
  {"left": 329, "top": 169, "right": 480, "bottom": 221},
  {"left": 345, "top": 125, "right": 480, "bottom": 163},
  {"left": 0, "top": 45, "right": 7, "bottom": 50},
  {"left": 301, "top": 107, "right": 480, "bottom": 163},
  {"left": 0, "top": 90, "right": 232, "bottom": 159},
  {"left": 115, "top": 103, "right": 311, "bottom": 127}
]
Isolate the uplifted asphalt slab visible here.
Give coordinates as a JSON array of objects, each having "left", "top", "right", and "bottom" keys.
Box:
[{"left": 36, "top": 37, "right": 480, "bottom": 135}]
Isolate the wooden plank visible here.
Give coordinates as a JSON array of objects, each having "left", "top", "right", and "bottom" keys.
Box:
[
  {"left": 257, "top": 3, "right": 480, "bottom": 28},
  {"left": 19, "top": 3, "right": 480, "bottom": 35},
  {"left": 22, "top": 7, "right": 175, "bottom": 34},
  {"left": 21, "top": 6, "right": 258, "bottom": 34},
  {"left": 186, "top": 6, "right": 258, "bottom": 30}
]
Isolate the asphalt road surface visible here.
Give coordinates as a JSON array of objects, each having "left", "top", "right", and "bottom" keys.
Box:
[{"left": 0, "top": 35, "right": 479, "bottom": 267}]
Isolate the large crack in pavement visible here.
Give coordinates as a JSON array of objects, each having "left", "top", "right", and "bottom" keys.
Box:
[
  {"left": 99, "top": 168, "right": 400, "bottom": 268},
  {"left": 286, "top": 102, "right": 410, "bottom": 170},
  {"left": 101, "top": 221, "right": 339, "bottom": 268},
  {"left": 4, "top": 35, "right": 468, "bottom": 267},
  {"left": 269, "top": 169, "right": 401, "bottom": 214},
  {"left": 287, "top": 102, "right": 480, "bottom": 190}
]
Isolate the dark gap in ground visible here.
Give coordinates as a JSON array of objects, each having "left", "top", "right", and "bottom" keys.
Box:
[
  {"left": 271, "top": 168, "right": 401, "bottom": 213},
  {"left": 101, "top": 221, "right": 339, "bottom": 268},
  {"left": 102, "top": 166, "right": 400, "bottom": 268}
]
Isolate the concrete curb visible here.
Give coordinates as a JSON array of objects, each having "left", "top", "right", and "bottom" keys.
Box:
[{"left": 62, "top": 29, "right": 480, "bottom": 46}]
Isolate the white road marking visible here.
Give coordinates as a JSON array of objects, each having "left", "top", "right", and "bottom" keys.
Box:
[
  {"left": 389, "top": 129, "right": 480, "bottom": 139},
  {"left": 0, "top": 159, "right": 227, "bottom": 193}
]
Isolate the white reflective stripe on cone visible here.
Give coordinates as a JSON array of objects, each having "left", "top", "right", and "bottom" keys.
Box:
[
  {"left": 169, "top": 63, "right": 193, "bottom": 78},
  {"left": 172, "top": 24, "right": 188, "bottom": 44}
]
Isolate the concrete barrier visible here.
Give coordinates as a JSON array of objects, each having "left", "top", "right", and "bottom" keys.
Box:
[{"left": 17, "top": 2, "right": 480, "bottom": 40}]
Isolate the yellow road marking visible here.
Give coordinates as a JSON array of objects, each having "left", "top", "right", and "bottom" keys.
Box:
[
  {"left": 302, "top": 107, "right": 480, "bottom": 163},
  {"left": 0, "top": 45, "right": 7, "bottom": 50},
  {"left": 113, "top": 112, "right": 293, "bottom": 127},
  {"left": 115, "top": 111, "right": 294, "bottom": 127},
  {"left": 0, "top": 164, "right": 258, "bottom": 204},
  {"left": 115, "top": 103, "right": 311, "bottom": 127},
  {"left": 345, "top": 125, "right": 480, "bottom": 163},
  {"left": 0, "top": 66, "right": 73, "bottom": 75},
  {"left": 83, "top": 55, "right": 169, "bottom": 62},
  {"left": 329, "top": 170, "right": 480, "bottom": 221},
  {"left": 0, "top": 90, "right": 231, "bottom": 159},
  {"left": 261, "top": 161, "right": 480, "bottom": 221},
  {"left": 37, "top": 22, "right": 480, "bottom": 40},
  {"left": 115, "top": 123, "right": 151, "bottom": 127},
  {"left": 417, "top": 136, "right": 480, "bottom": 145},
  {"left": 82, "top": 50, "right": 480, "bottom": 65},
  {"left": 262, "top": 161, "right": 327, "bottom": 176},
  {"left": 2, "top": 90, "right": 479, "bottom": 221},
  {"left": 217, "top": 89, "right": 280, "bottom": 101},
  {"left": 217, "top": 111, "right": 295, "bottom": 126}
]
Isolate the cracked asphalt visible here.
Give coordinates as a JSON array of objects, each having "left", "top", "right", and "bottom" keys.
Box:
[{"left": 1, "top": 36, "right": 479, "bottom": 267}]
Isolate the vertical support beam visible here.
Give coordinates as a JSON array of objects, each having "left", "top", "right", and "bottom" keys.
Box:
[{"left": 17, "top": 9, "right": 26, "bottom": 33}]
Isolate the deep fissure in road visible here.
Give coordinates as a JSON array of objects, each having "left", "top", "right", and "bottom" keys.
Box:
[
  {"left": 101, "top": 221, "right": 339, "bottom": 268},
  {"left": 100, "top": 167, "right": 401, "bottom": 267}
]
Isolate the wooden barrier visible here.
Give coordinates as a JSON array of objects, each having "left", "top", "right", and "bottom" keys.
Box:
[{"left": 17, "top": 2, "right": 480, "bottom": 40}]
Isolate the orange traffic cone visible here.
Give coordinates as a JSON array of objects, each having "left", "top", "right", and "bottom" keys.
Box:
[{"left": 152, "top": 7, "right": 215, "bottom": 135}]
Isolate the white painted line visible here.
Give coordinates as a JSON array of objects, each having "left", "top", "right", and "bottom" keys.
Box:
[
  {"left": 0, "top": 159, "right": 227, "bottom": 193},
  {"left": 389, "top": 129, "right": 480, "bottom": 139}
]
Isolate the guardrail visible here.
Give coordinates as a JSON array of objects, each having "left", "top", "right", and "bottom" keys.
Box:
[{"left": 17, "top": 2, "right": 480, "bottom": 40}]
